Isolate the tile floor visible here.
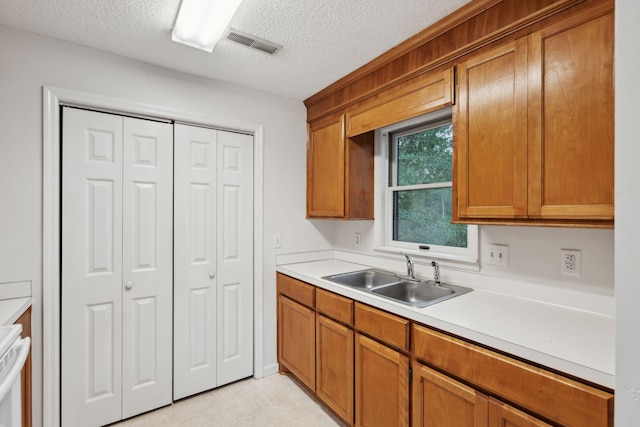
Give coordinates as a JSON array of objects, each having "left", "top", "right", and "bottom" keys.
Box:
[{"left": 111, "top": 373, "right": 344, "bottom": 426}]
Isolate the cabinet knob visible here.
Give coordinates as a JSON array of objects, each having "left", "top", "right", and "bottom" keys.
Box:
[
  {"left": 125, "top": 280, "right": 134, "bottom": 290},
  {"left": 209, "top": 271, "right": 216, "bottom": 279}
]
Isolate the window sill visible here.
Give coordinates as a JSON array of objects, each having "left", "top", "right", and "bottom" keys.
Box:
[{"left": 373, "top": 246, "right": 479, "bottom": 272}]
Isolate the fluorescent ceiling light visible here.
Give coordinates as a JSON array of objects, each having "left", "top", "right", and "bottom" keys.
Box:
[{"left": 172, "top": 0, "right": 243, "bottom": 52}]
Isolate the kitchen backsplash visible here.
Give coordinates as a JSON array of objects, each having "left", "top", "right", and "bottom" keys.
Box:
[{"left": 329, "top": 221, "right": 614, "bottom": 297}]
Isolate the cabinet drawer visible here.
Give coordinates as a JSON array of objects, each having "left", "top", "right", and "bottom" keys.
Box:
[
  {"left": 354, "top": 303, "right": 409, "bottom": 351},
  {"left": 412, "top": 324, "right": 613, "bottom": 427},
  {"left": 317, "top": 289, "right": 353, "bottom": 326},
  {"left": 277, "top": 273, "right": 315, "bottom": 308}
]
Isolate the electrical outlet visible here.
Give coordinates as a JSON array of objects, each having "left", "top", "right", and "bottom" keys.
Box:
[
  {"left": 355, "top": 232, "right": 361, "bottom": 247},
  {"left": 486, "top": 243, "right": 509, "bottom": 267},
  {"left": 273, "top": 233, "right": 282, "bottom": 249},
  {"left": 561, "top": 249, "right": 581, "bottom": 276}
]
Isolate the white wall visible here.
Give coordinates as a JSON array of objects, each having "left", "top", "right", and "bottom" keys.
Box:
[
  {"left": 0, "top": 24, "right": 330, "bottom": 426},
  {"left": 615, "top": 0, "right": 640, "bottom": 424}
]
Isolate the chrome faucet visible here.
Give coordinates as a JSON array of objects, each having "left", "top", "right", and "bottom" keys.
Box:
[
  {"left": 404, "top": 254, "right": 415, "bottom": 279},
  {"left": 431, "top": 261, "right": 441, "bottom": 286}
]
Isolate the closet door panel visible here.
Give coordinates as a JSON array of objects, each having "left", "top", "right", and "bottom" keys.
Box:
[
  {"left": 122, "top": 117, "right": 173, "bottom": 418},
  {"left": 173, "top": 124, "right": 218, "bottom": 399},
  {"left": 61, "top": 108, "right": 124, "bottom": 427},
  {"left": 216, "top": 131, "right": 254, "bottom": 386}
]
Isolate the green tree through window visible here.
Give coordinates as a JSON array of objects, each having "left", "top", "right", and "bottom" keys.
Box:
[{"left": 391, "top": 121, "right": 467, "bottom": 247}]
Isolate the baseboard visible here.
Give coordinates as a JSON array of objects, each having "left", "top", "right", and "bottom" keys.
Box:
[{"left": 260, "top": 362, "right": 280, "bottom": 377}]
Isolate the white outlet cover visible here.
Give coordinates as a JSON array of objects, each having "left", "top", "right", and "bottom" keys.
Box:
[{"left": 560, "top": 249, "right": 581, "bottom": 276}]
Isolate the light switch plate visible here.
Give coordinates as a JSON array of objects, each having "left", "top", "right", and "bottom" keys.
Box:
[
  {"left": 486, "top": 243, "right": 509, "bottom": 267},
  {"left": 273, "top": 233, "right": 282, "bottom": 249}
]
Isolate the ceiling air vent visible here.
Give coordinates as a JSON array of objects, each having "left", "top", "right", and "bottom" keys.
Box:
[{"left": 225, "top": 29, "right": 282, "bottom": 55}]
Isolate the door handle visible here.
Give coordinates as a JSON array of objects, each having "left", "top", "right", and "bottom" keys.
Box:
[
  {"left": 125, "top": 280, "right": 134, "bottom": 290},
  {"left": 209, "top": 271, "right": 216, "bottom": 279}
]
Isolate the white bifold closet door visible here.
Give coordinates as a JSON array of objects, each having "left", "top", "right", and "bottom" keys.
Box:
[
  {"left": 61, "top": 107, "right": 173, "bottom": 427},
  {"left": 173, "top": 124, "right": 254, "bottom": 400}
]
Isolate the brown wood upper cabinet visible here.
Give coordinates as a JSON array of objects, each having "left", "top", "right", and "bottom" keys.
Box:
[
  {"left": 307, "top": 115, "right": 374, "bottom": 219},
  {"left": 345, "top": 68, "right": 454, "bottom": 138},
  {"left": 306, "top": 68, "right": 454, "bottom": 220},
  {"left": 456, "top": 38, "right": 529, "bottom": 220},
  {"left": 455, "top": 4, "right": 614, "bottom": 227}
]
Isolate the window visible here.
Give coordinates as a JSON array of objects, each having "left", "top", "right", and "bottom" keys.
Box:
[{"left": 382, "top": 108, "right": 477, "bottom": 262}]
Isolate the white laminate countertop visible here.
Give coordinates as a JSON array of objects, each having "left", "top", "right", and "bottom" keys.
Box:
[
  {"left": 0, "top": 297, "right": 31, "bottom": 326},
  {"left": 276, "top": 259, "right": 615, "bottom": 389}
]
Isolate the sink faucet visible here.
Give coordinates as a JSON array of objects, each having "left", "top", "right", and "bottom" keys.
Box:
[
  {"left": 431, "top": 261, "right": 441, "bottom": 286},
  {"left": 404, "top": 254, "right": 415, "bottom": 279}
]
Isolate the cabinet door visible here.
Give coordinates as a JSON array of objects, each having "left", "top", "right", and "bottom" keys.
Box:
[
  {"left": 488, "top": 397, "right": 551, "bottom": 427},
  {"left": 278, "top": 296, "right": 316, "bottom": 390},
  {"left": 316, "top": 315, "right": 354, "bottom": 424},
  {"left": 344, "top": 132, "right": 375, "bottom": 220},
  {"left": 345, "top": 68, "right": 454, "bottom": 137},
  {"left": 527, "top": 7, "right": 614, "bottom": 220},
  {"left": 355, "top": 333, "right": 409, "bottom": 427},
  {"left": 456, "top": 38, "right": 528, "bottom": 219},
  {"left": 412, "top": 324, "right": 613, "bottom": 427},
  {"left": 307, "top": 116, "right": 346, "bottom": 218},
  {"left": 412, "top": 362, "right": 488, "bottom": 427}
]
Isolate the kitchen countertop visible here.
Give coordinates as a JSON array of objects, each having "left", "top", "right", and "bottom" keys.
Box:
[
  {"left": 0, "top": 280, "right": 32, "bottom": 326},
  {"left": 277, "top": 259, "right": 615, "bottom": 389},
  {"left": 0, "top": 297, "right": 31, "bottom": 325}
]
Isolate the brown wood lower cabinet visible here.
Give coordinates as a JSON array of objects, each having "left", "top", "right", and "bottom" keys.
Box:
[
  {"left": 316, "top": 315, "right": 354, "bottom": 423},
  {"left": 412, "top": 362, "right": 551, "bottom": 427},
  {"left": 488, "top": 397, "right": 552, "bottom": 427},
  {"left": 413, "top": 361, "right": 488, "bottom": 426},
  {"left": 276, "top": 273, "right": 613, "bottom": 427},
  {"left": 412, "top": 324, "right": 613, "bottom": 427},
  {"left": 277, "top": 295, "right": 315, "bottom": 391},
  {"left": 355, "top": 333, "right": 409, "bottom": 427}
]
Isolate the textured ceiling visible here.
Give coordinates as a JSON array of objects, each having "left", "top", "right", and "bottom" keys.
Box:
[{"left": 0, "top": 0, "right": 471, "bottom": 100}]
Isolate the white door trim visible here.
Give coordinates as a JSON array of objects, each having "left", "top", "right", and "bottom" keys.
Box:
[{"left": 42, "top": 86, "right": 265, "bottom": 427}]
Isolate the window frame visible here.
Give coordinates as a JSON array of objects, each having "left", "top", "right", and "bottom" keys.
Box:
[{"left": 377, "top": 108, "right": 479, "bottom": 265}]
